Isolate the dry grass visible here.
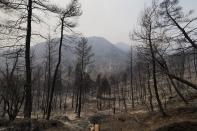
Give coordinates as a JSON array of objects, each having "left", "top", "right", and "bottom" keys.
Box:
[
  {"left": 97, "top": 105, "right": 197, "bottom": 131},
  {"left": 96, "top": 94, "right": 197, "bottom": 131}
]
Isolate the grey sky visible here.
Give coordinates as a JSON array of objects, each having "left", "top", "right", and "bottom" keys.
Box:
[{"left": 51, "top": 0, "right": 197, "bottom": 44}]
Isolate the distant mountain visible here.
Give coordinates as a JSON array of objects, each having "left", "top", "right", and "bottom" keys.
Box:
[
  {"left": 115, "top": 42, "right": 130, "bottom": 53},
  {"left": 32, "top": 36, "right": 128, "bottom": 75}
]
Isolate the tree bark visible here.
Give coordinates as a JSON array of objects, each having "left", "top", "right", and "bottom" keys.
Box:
[
  {"left": 147, "top": 64, "right": 154, "bottom": 112},
  {"left": 24, "top": 0, "right": 33, "bottom": 119}
]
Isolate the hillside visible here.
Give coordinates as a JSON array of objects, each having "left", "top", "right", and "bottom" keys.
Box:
[
  {"left": 115, "top": 42, "right": 130, "bottom": 53},
  {"left": 32, "top": 36, "right": 128, "bottom": 75}
]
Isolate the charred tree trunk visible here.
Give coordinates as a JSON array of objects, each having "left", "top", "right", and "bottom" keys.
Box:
[
  {"left": 147, "top": 64, "right": 154, "bottom": 112},
  {"left": 168, "top": 75, "right": 188, "bottom": 104},
  {"left": 148, "top": 25, "right": 166, "bottom": 116},
  {"left": 130, "top": 46, "right": 134, "bottom": 109},
  {"left": 24, "top": 0, "right": 33, "bottom": 119},
  {"left": 75, "top": 89, "right": 79, "bottom": 113},
  {"left": 46, "top": 18, "right": 64, "bottom": 120}
]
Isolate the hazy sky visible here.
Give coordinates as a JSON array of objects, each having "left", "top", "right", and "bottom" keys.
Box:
[{"left": 52, "top": 0, "right": 197, "bottom": 44}]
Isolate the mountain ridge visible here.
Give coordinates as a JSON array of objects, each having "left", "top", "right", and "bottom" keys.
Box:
[{"left": 32, "top": 36, "right": 128, "bottom": 75}]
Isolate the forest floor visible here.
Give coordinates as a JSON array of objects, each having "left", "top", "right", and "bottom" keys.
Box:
[
  {"left": 0, "top": 93, "right": 197, "bottom": 131},
  {"left": 53, "top": 92, "right": 197, "bottom": 131}
]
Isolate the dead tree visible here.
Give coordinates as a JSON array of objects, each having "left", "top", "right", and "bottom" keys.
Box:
[
  {"left": 42, "top": 32, "right": 55, "bottom": 119},
  {"left": 147, "top": 64, "right": 154, "bottom": 112},
  {"left": 0, "top": 0, "right": 82, "bottom": 119},
  {"left": 132, "top": 2, "right": 167, "bottom": 116},
  {"left": 128, "top": 45, "right": 134, "bottom": 109},
  {"left": 46, "top": 0, "right": 82, "bottom": 120},
  {"left": 121, "top": 73, "right": 128, "bottom": 112},
  {"left": 74, "top": 37, "right": 94, "bottom": 118},
  {"left": 154, "top": 48, "right": 189, "bottom": 104},
  {"left": 159, "top": 0, "right": 197, "bottom": 49},
  {"left": 0, "top": 48, "right": 24, "bottom": 121}
]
